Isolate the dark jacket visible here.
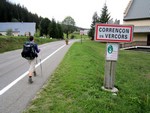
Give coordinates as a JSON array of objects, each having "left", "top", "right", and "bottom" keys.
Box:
[{"left": 29, "top": 41, "right": 40, "bottom": 56}]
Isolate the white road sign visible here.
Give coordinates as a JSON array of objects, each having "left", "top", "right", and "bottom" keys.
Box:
[
  {"left": 106, "top": 43, "right": 119, "bottom": 61},
  {"left": 95, "top": 24, "right": 133, "bottom": 42}
]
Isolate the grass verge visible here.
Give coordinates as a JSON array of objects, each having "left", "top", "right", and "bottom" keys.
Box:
[
  {"left": 0, "top": 36, "right": 56, "bottom": 53},
  {"left": 24, "top": 40, "right": 150, "bottom": 113}
]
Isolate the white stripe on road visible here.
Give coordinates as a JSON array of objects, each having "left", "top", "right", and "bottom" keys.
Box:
[{"left": 0, "top": 44, "right": 66, "bottom": 96}]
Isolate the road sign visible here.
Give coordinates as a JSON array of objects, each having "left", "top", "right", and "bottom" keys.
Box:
[
  {"left": 106, "top": 43, "right": 119, "bottom": 61},
  {"left": 94, "top": 23, "right": 134, "bottom": 92},
  {"left": 95, "top": 24, "right": 133, "bottom": 42}
]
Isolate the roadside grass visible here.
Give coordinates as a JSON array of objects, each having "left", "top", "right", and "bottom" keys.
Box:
[
  {"left": 24, "top": 40, "right": 150, "bottom": 113},
  {"left": 0, "top": 36, "right": 56, "bottom": 53}
]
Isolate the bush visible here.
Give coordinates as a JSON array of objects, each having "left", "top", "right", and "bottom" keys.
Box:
[
  {"left": 6, "top": 29, "right": 13, "bottom": 36},
  {"left": 71, "top": 34, "right": 75, "bottom": 39}
]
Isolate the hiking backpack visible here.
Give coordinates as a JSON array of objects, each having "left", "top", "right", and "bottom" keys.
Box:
[{"left": 21, "top": 42, "right": 37, "bottom": 60}]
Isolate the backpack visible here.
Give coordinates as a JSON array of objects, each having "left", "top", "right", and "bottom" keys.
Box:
[{"left": 21, "top": 42, "right": 37, "bottom": 60}]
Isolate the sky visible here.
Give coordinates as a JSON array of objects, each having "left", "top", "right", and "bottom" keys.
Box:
[{"left": 9, "top": 0, "right": 130, "bottom": 28}]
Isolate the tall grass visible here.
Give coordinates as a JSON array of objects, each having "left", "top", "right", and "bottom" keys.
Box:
[{"left": 24, "top": 40, "right": 150, "bottom": 113}]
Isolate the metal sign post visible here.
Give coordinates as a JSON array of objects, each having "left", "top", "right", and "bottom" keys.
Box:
[
  {"left": 81, "top": 35, "right": 82, "bottom": 44},
  {"left": 80, "top": 30, "right": 84, "bottom": 44},
  {"left": 95, "top": 24, "right": 133, "bottom": 93}
]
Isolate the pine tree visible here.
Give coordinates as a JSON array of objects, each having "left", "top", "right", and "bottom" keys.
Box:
[
  {"left": 57, "top": 23, "right": 63, "bottom": 39},
  {"left": 0, "top": 0, "right": 42, "bottom": 29},
  {"left": 88, "top": 3, "right": 111, "bottom": 40},
  {"left": 49, "top": 18, "right": 57, "bottom": 38},
  {"left": 40, "top": 18, "right": 51, "bottom": 36},
  {"left": 88, "top": 12, "right": 99, "bottom": 40},
  {"left": 99, "top": 3, "right": 110, "bottom": 23}
]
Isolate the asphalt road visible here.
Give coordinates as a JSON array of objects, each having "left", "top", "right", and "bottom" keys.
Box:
[{"left": 0, "top": 39, "right": 77, "bottom": 113}]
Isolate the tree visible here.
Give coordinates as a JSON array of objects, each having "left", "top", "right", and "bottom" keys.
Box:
[
  {"left": 88, "top": 3, "right": 111, "bottom": 40},
  {"left": 49, "top": 19, "right": 63, "bottom": 39},
  {"left": 49, "top": 18, "right": 57, "bottom": 38},
  {"left": 57, "top": 23, "right": 63, "bottom": 39},
  {"left": 40, "top": 18, "right": 51, "bottom": 36},
  {"left": 88, "top": 12, "right": 99, "bottom": 40},
  {"left": 99, "top": 3, "right": 111, "bottom": 23},
  {"left": 62, "top": 16, "right": 75, "bottom": 39},
  {"left": 0, "top": 0, "right": 42, "bottom": 30}
]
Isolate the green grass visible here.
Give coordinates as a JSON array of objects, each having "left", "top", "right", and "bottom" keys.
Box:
[
  {"left": 0, "top": 36, "right": 56, "bottom": 53},
  {"left": 23, "top": 40, "right": 150, "bottom": 113}
]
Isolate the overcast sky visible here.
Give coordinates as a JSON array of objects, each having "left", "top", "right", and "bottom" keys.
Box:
[{"left": 9, "top": 0, "right": 130, "bottom": 28}]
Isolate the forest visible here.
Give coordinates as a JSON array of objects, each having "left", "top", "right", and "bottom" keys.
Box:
[{"left": 0, "top": 0, "right": 42, "bottom": 29}]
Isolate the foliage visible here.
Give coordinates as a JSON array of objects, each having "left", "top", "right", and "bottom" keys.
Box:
[
  {"left": 48, "top": 18, "right": 57, "bottom": 38},
  {"left": 49, "top": 18, "right": 63, "bottom": 39},
  {"left": 62, "top": 16, "right": 76, "bottom": 39},
  {"left": 34, "top": 29, "right": 40, "bottom": 37},
  {"left": 23, "top": 40, "right": 150, "bottom": 113},
  {"left": 0, "top": 0, "right": 42, "bottom": 29},
  {"left": 40, "top": 18, "right": 51, "bottom": 36},
  {"left": 89, "top": 3, "right": 111, "bottom": 40},
  {"left": 39, "top": 18, "right": 63, "bottom": 39},
  {"left": 99, "top": 3, "right": 111, "bottom": 23},
  {"left": 6, "top": 29, "right": 13, "bottom": 36},
  {"left": 0, "top": 36, "right": 56, "bottom": 53},
  {"left": 57, "top": 23, "right": 64, "bottom": 39},
  {"left": 88, "top": 12, "right": 99, "bottom": 40}
]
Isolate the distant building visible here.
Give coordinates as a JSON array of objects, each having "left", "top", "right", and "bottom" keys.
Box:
[
  {"left": 123, "top": 0, "right": 150, "bottom": 47},
  {"left": 79, "top": 29, "right": 89, "bottom": 35},
  {"left": 0, "top": 22, "right": 36, "bottom": 36}
]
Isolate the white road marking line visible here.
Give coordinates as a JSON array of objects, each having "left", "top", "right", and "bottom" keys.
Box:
[{"left": 0, "top": 44, "right": 66, "bottom": 96}]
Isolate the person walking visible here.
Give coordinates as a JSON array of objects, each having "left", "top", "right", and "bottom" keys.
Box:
[{"left": 27, "top": 36, "right": 40, "bottom": 83}]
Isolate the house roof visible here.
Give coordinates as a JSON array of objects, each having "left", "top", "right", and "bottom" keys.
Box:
[
  {"left": 134, "top": 26, "right": 150, "bottom": 33},
  {"left": 0, "top": 22, "right": 36, "bottom": 36},
  {"left": 124, "top": 0, "right": 150, "bottom": 20}
]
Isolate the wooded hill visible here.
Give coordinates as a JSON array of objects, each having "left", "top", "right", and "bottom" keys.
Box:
[{"left": 0, "top": 0, "right": 42, "bottom": 29}]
